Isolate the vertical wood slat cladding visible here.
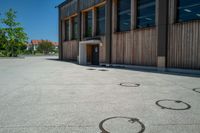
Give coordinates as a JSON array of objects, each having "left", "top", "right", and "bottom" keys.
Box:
[
  {"left": 79, "top": 0, "right": 105, "bottom": 10},
  {"left": 61, "top": 0, "right": 78, "bottom": 18},
  {"left": 112, "top": 28, "right": 157, "bottom": 66},
  {"left": 168, "top": 0, "right": 200, "bottom": 69},
  {"left": 63, "top": 41, "right": 78, "bottom": 60},
  {"left": 167, "top": 22, "right": 200, "bottom": 69},
  {"left": 99, "top": 36, "right": 106, "bottom": 63}
]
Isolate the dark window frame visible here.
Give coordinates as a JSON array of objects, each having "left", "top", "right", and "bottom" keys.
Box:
[
  {"left": 96, "top": 5, "right": 106, "bottom": 36},
  {"left": 176, "top": 0, "right": 200, "bottom": 23},
  {"left": 65, "top": 19, "right": 70, "bottom": 41},
  {"left": 117, "top": 0, "right": 131, "bottom": 32},
  {"left": 136, "top": 0, "right": 156, "bottom": 29},
  {"left": 71, "top": 16, "right": 78, "bottom": 40},
  {"left": 85, "top": 10, "right": 93, "bottom": 37}
]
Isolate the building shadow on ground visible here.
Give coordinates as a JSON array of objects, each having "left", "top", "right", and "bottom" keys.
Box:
[{"left": 46, "top": 58, "right": 200, "bottom": 78}]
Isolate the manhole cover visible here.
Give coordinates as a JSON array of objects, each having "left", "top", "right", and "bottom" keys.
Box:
[
  {"left": 193, "top": 88, "right": 200, "bottom": 93},
  {"left": 119, "top": 82, "right": 140, "bottom": 87},
  {"left": 156, "top": 99, "right": 191, "bottom": 110},
  {"left": 87, "top": 68, "right": 96, "bottom": 70},
  {"left": 99, "top": 116, "right": 145, "bottom": 133},
  {"left": 99, "top": 69, "right": 109, "bottom": 71}
]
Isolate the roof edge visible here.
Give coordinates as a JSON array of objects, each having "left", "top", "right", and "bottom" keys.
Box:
[{"left": 56, "top": 0, "right": 72, "bottom": 8}]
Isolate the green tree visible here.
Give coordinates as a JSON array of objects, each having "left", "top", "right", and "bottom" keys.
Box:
[
  {"left": 0, "top": 24, "right": 7, "bottom": 56},
  {"left": 0, "top": 9, "right": 28, "bottom": 57},
  {"left": 37, "top": 40, "right": 54, "bottom": 55},
  {"left": 0, "top": 29, "right": 5, "bottom": 50}
]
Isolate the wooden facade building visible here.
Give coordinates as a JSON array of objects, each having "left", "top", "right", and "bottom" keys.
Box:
[{"left": 58, "top": 0, "right": 200, "bottom": 70}]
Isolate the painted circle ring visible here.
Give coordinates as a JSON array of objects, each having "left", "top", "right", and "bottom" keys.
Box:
[
  {"left": 156, "top": 99, "right": 191, "bottom": 110},
  {"left": 99, "top": 116, "right": 145, "bottom": 133},
  {"left": 119, "top": 82, "right": 140, "bottom": 87},
  {"left": 193, "top": 88, "right": 200, "bottom": 93}
]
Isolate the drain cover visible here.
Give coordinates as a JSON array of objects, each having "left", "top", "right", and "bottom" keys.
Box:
[
  {"left": 99, "top": 116, "right": 145, "bottom": 133},
  {"left": 119, "top": 82, "right": 140, "bottom": 87},
  {"left": 87, "top": 68, "right": 96, "bottom": 70},
  {"left": 99, "top": 69, "right": 109, "bottom": 71},
  {"left": 156, "top": 99, "right": 191, "bottom": 110},
  {"left": 193, "top": 88, "right": 200, "bottom": 93}
]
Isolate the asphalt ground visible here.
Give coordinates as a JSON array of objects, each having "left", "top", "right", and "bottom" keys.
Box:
[{"left": 0, "top": 56, "right": 199, "bottom": 133}]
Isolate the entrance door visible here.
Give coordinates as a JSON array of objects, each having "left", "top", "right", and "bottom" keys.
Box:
[
  {"left": 92, "top": 45, "right": 99, "bottom": 65},
  {"left": 87, "top": 45, "right": 93, "bottom": 65},
  {"left": 86, "top": 45, "right": 99, "bottom": 65}
]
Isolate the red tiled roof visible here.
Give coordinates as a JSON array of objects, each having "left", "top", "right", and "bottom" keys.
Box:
[
  {"left": 31, "top": 40, "right": 58, "bottom": 46},
  {"left": 52, "top": 42, "right": 59, "bottom": 46}
]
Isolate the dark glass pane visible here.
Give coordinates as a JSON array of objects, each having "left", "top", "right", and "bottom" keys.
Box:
[
  {"left": 177, "top": 0, "right": 200, "bottom": 22},
  {"left": 117, "top": 0, "right": 131, "bottom": 32},
  {"left": 85, "top": 10, "right": 93, "bottom": 37},
  {"left": 72, "top": 16, "right": 78, "bottom": 39},
  {"left": 137, "top": 0, "right": 156, "bottom": 28},
  {"left": 65, "top": 20, "right": 69, "bottom": 41},
  {"left": 97, "top": 5, "right": 105, "bottom": 35}
]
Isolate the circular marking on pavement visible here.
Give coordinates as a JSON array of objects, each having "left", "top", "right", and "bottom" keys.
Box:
[
  {"left": 193, "top": 88, "right": 200, "bottom": 94},
  {"left": 156, "top": 99, "right": 191, "bottom": 110},
  {"left": 119, "top": 82, "right": 140, "bottom": 87},
  {"left": 99, "top": 116, "right": 145, "bottom": 133}
]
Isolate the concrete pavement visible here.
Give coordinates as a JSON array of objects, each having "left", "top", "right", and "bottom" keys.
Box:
[{"left": 0, "top": 56, "right": 200, "bottom": 133}]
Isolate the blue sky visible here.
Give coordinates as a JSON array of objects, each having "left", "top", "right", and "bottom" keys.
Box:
[{"left": 0, "top": 0, "right": 65, "bottom": 42}]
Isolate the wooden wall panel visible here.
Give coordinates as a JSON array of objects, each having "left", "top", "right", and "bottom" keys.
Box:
[
  {"left": 99, "top": 36, "right": 106, "bottom": 63},
  {"left": 112, "top": 28, "right": 157, "bottom": 66},
  {"left": 61, "top": 0, "right": 78, "bottom": 19},
  {"left": 79, "top": 0, "right": 105, "bottom": 10},
  {"left": 168, "top": 0, "right": 200, "bottom": 70},
  {"left": 167, "top": 22, "right": 200, "bottom": 69},
  {"left": 63, "top": 40, "right": 78, "bottom": 60}
]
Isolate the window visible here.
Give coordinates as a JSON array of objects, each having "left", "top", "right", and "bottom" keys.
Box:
[
  {"left": 177, "top": 0, "right": 200, "bottom": 22},
  {"left": 137, "top": 0, "right": 156, "bottom": 28},
  {"left": 85, "top": 10, "right": 93, "bottom": 37},
  {"left": 72, "top": 16, "right": 78, "bottom": 40},
  {"left": 65, "top": 20, "right": 69, "bottom": 41},
  {"left": 96, "top": 5, "right": 105, "bottom": 35},
  {"left": 117, "top": 0, "right": 131, "bottom": 32}
]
